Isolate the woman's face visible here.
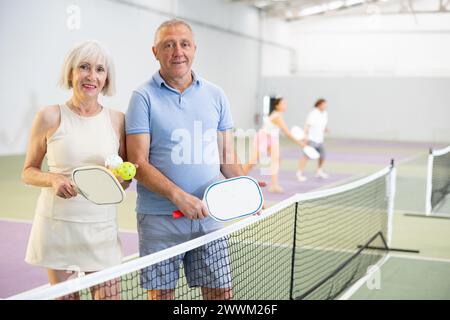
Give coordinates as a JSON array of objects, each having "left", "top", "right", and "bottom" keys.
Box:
[
  {"left": 70, "top": 57, "right": 107, "bottom": 99},
  {"left": 276, "top": 99, "right": 287, "bottom": 112}
]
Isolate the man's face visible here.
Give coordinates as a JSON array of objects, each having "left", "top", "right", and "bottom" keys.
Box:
[{"left": 153, "top": 24, "right": 196, "bottom": 81}]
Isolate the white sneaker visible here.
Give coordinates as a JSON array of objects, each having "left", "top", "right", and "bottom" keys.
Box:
[
  {"left": 316, "top": 170, "right": 329, "bottom": 179},
  {"left": 296, "top": 171, "right": 307, "bottom": 182}
]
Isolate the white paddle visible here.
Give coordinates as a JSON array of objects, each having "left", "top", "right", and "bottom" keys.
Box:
[
  {"left": 290, "top": 126, "right": 320, "bottom": 160},
  {"left": 173, "top": 176, "right": 264, "bottom": 222},
  {"left": 72, "top": 166, "right": 125, "bottom": 205}
]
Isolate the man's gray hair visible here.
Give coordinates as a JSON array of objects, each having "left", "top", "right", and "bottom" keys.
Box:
[{"left": 153, "top": 19, "right": 194, "bottom": 46}]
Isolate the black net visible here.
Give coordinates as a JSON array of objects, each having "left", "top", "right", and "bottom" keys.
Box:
[
  {"left": 46, "top": 204, "right": 297, "bottom": 300},
  {"left": 292, "top": 173, "right": 389, "bottom": 300},
  {"left": 430, "top": 148, "right": 450, "bottom": 213}
]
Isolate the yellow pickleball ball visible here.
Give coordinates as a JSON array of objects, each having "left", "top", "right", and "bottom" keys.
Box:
[{"left": 117, "top": 162, "right": 136, "bottom": 180}]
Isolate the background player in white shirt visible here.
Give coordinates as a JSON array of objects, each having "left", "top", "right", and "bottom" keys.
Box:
[{"left": 297, "top": 99, "right": 329, "bottom": 182}]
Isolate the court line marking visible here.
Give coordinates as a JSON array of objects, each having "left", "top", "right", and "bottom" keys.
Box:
[
  {"left": 339, "top": 253, "right": 450, "bottom": 299},
  {"left": 398, "top": 209, "right": 450, "bottom": 218},
  {"left": 338, "top": 254, "right": 391, "bottom": 300},
  {"left": 389, "top": 253, "right": 450, "bottom": 264},
  {"left": 0, "top": 217, "right": 32, "bottom": 224},
  {"left": 0, "top": 217, "right": 138, "bottom": 233},
  {"left": 3, "top": 252, "right": 140, "bottom": 298},
  {"left": 396, "top": 153, "right": 426, "bottom": 165},
  {"left": 397, "top": 210, "right": 426, "bottom": 215},
  {"left": 313, "top": 173, "right": 366, "bottom": 191},
  {"left": 119, "top": 228, "right": 137, "bottom": 234},
  {"left": 312, "top": 150, "right": 424, "bottom": 193}
]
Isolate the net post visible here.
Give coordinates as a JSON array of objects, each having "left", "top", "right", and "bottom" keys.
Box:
[
  {"left": 425, "top": 149, "right": 434, "bottom": 216},
  {"left": 387, "top": 159, "right": 396, "bottom": 248},
  {"left": 289, "top": 201, "right": 299, "bottom": 300}
]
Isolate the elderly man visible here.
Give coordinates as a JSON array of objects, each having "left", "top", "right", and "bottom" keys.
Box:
[{"left": 126, "top": 19, "right": 251, "bottom": 300}]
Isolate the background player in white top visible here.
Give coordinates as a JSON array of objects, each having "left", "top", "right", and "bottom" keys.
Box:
[{"left": 297, "top": 98, "right": 329, "bottom": 182}]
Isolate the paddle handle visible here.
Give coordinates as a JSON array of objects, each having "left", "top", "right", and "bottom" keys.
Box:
[{"left": 172, "top": 210, "right": 184, "bottom": 219}]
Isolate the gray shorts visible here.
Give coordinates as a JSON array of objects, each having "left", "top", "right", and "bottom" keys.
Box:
[
  {"left": 303, "top": 141, "right": 326, "bottom": 159},
  {"left": 137, "top": 214, "right": 232, "bottom": 290}
]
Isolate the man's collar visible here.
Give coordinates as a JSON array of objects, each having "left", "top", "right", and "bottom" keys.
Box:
[{"left": 153, "top": 71, "right": 201, "bottom": 89}]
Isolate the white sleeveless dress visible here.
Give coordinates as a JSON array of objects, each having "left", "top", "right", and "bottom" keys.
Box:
[{"left": 25, "top": 104, "right": 123, "bottom": 272}]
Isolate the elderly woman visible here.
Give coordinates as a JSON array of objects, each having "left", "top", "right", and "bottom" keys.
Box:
[{"left": 23, "top": 41, "right": 127, "bottom": 299}]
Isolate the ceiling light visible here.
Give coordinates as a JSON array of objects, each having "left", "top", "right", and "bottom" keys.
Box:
[
  {"left": 299, "top": 4, "right": 327, "bottom": 17},
  {"left": 345, "top": 0, "right": 365, "bottom": 6},
  {"left": 327, "top": 1, "right": 345, "bottom": 10}
]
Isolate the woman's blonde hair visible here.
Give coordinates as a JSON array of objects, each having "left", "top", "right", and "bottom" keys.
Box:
[{"left": 59, "top": 40, "right": 116, "bottom": 96}]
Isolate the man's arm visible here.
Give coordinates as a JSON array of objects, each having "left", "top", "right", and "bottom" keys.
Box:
[
  {"left": 126, "top": 133, "right": 208, "bottom": 219},
  {"left": 218, "top": 130, "right": 266, "bottom": 212},
  {"left": 218, "top": 129, "right": 245, "bottom": 179}
]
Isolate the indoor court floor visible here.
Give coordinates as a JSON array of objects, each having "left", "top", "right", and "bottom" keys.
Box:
[{"left": 1, "top": 137, "right": 449, "bottom": 299}]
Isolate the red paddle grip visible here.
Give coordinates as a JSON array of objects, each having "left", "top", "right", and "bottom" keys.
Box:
[{"left": 172, "top": 210, "right": 184, "bottom": 219}]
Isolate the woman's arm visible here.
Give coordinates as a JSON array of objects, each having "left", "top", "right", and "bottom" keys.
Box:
[
  {"left": 271, "top": 114, "right": 304, "bottom": 146},
  {"left": 22, "top": 106, "right": 77, "bottom": 198}
]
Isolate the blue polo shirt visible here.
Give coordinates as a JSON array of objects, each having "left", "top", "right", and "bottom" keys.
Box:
[{"left": 125, "top": 71, "right": 234, "bottom": 215}]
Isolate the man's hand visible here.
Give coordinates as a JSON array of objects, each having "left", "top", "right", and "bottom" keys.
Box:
[{"left": 172, "top": 191, "right": 209, "bottom": 220}]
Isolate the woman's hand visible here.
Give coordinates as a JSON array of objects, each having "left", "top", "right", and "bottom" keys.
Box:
[
  {"left": 51, "top": 174, "right": 77, "bottom": 199},
  {"left": 108, "top": 163, "right": 138, "bottom": 190},
  {"left": 120, "top": 180, "right": 131, "bottom": 190}
]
